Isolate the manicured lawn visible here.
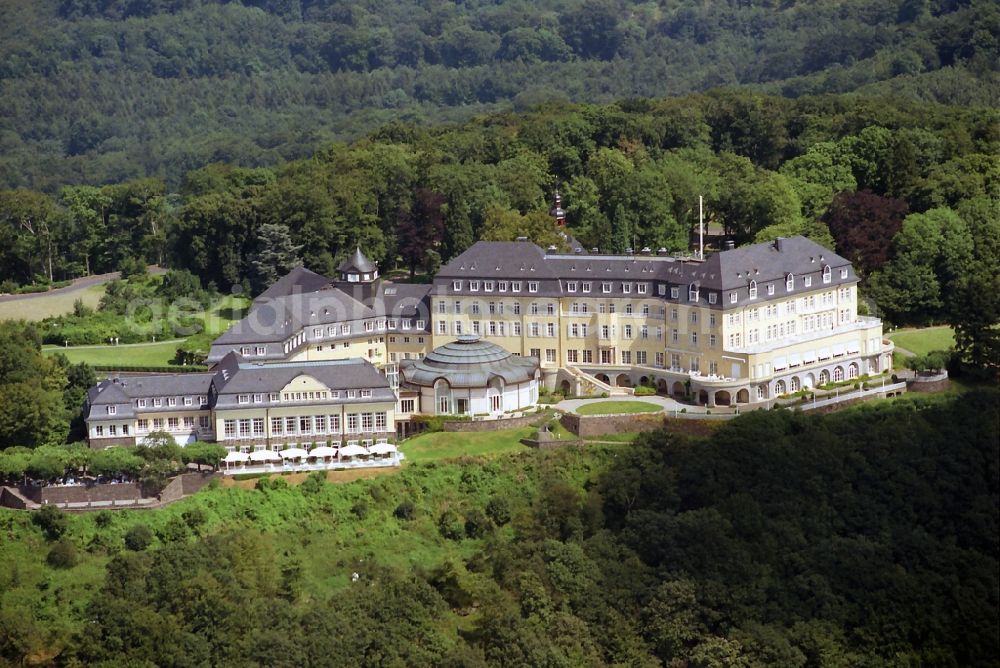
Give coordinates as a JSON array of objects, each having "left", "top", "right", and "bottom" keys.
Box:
[
  {"left": 43, "top": 339, "right": 184, "bottom": 366},
  {"left": 889, "top": 326, "right": 955, "bottom": 356},
  {"left": 0, "top": 284, "right": 106, "bottom": 321},
  {"left": 575, "top": 400, "right": 662, "bottom": 415},
  {"left": 400, "top": 427, "right": 533, "bottom": 463}
]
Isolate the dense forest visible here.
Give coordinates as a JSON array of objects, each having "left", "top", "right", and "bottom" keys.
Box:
[
  {"left": 2, "top": 92, "right": 997, "bottom": 373},
  {"left": 0, "top": 391, "right": 996, "bottom": 665},
  {"left": 0, "top": 0, "right": 997, "bottom": 190}
]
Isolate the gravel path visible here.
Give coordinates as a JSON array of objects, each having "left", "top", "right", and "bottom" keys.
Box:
[{"left": 0, "top": 266, "right": 165, "bottom": 303}]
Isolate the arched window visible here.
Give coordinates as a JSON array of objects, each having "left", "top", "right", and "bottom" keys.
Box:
[
  {"left": 775, "top": 379, "right": 786, "bottom": 395},
  {"left": 688, "top": 283, "right": 699, "bottom": 302},
  {"left": 748, "top": 280, "right": 757, "bottom": 298},
  {"left": 822, "top": 265, "right": 832, "bottom": 284},
  {"left": 833, "top": 366, "right": 844, "bottom": 382},
  {"left": 848, "top": 363, "right": 859, "bottom": 379},
  {"left": 785, "top": 273, "right": 795, "bottom": 291},
  {"left": 434, "top": 379, "right": 452, "bottom": 414},
  {"left": 790, "top": 376, "right": 800, "bottom": 392},
  {"left": 819, "top": 369, "right": 830, "bottom": 385}
]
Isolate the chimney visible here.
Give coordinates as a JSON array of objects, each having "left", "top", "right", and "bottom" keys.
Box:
[
  {"left": 724, "top": 240, "right": 735, "bottom": 251},
  {"left": 546, "top": 245, "right": 558, "bottom": 254},
  {"left": 774, "top": 237, "right": 784, "bottom": 252},
  {"left": 591, "top": 247, "right": 599, "bottom": 254},
  {"left": 657, "top": 248, "right": 668, "bottom": 256},
  {"left": 516, "top": 236, "right": 528, "bottom": 242}
]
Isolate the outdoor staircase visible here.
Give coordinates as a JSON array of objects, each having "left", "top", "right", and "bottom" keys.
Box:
[{"left": 564, "top": 365, "right": 632, "bottom": 397}]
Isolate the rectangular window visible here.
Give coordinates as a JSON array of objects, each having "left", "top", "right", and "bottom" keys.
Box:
[
  {"left": 582, "top": 281, "right": 592, "bottom": 293},
  {"left": 470, "top": 281, "right": 480, "bottom": 291},
  {"left": 730, "top": 292, "right": 737, "bottom": 304},
  {"left": 708, "top": 293, "right": 717, "bottom": 305},
  {"left": 437, "top": 301, "right": 446, "bottom": 314},
  {"left": 238, "top": 394, "right": 249, "bottom": 405},
  {"left": 329, "top": 415, "right": 341, "bottom": 433},
  {"left": 638, "top": 283, "right": 647, "bottom": 294},
  {"left": 804, "top": 276, "right": 812, "bottom": 287},
  {"left": 622, "top": 282, "right": 632, "bottom": 294},
  {"left": 400, "top": 399, "right": 415, "bottom": 413},
  {"left": 670, "top": 286, "right": 679, "bottom": 298},
  {"left": 546, "top": 323, "right": 555, "bottom": 337},
  {"left": 347, "top": 414, "right": 359, "bottom": 433},
  {"left": 137, "top": 399, "right": 146, "bottom": 408},
  {"left": 315, "top": 416, "right": 326, "bottom": 433},
  {"left": 184, "top": 416, "right": 194, "bottom": 429},
  {"left": 238, "top": 419, "right": 251, "bottom": 437},
  {"left": 106, "top": 405, "right": 116, "bottom": 415},
  {"left": 567, "top": 349, "right": 578, "bottom": 363},
  {"left": 271, "top": 417, "right": 283, "bottom": 435},
  {"left": 153, "top": 418, "right": 163, "bottom": 430},
  {"left": 512, "top": 281, "right": 521, "bottom": 291},
  {"left": 361, "top": 413, "right": 373, "bottom": 432},
  {"left": 528, "top": 281, "right": 538, "bottom": 293},
  {"left": 437, "top": 321, "right": 447, "bottom": 334},
  {"left": 636, "top": 351, "right": 647, "bottom": 365},
  {"left": 546, "top": 349, "right": 556, "bottom": 363},
  {"left": 582, "top": 350, "right": 593, "bottom": 363},
  {"left": 567, "top": 281, "right": 577, "bottom": 292},
  {"left": 602, "top": 282, "right": 612, "bottom": 293},
  {"left": 621, "top": 350, "right": 631, "bottom": 364},
  {"left": 253, "top": 418, "right": 265, "bottom": 436},
  {"left": 137, "top": 419, "right": 149, "bottom": 432},
  {"left": 485, "top": 281, "right": 494, "bottom": 292},
  {"left": 453, "top": 280, "right": 462, "bottom": 291}
]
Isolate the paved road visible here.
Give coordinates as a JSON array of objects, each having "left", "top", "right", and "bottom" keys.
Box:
[{"left": 0, "top": 266, "right": 165, "bottom": 303}]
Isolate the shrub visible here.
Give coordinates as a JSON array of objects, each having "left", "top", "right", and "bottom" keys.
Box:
[
  {"left": 350, "top": 500, "right": 369, "bottom": 519},
  {"left": 47, "top": 540, "right": 78, "bottom": 568},
  {"left": 158, "top": 517, "right": 190, "bottom": 544},
  {"left": 485, "top": 496, "right": 511, "bottom": 526},
  {"left": 181, "top": 507, "right": 208, "bottom": 531},
  {"left": 33, "top": 504, "right": 69, "bottom": 540},
  {"left": 464, "top": 508, "right": 493, "bottom": 538},
  {"left": 438, "top": 509, "right": 464, "bottom": 540},
  {"left": 0, "top": 279, "right": 18, "bottom": 294},
  {"left": 300, "top": 471, "right": 326, "bottom": 495},
  {"left": 393, "top": 499, "right": 416, "bottom": 521},
  {"left": 94, "top": 510, "right": 114, "bottom": 529},
  {"left": 600, "top": 392, "right": 609, "bottom": 398},
  {"left": 124, "top": 524, "right": 153, "bottom": 551},
  {"left": 634, "top": 386, "right": 656, "bottom": 396}
]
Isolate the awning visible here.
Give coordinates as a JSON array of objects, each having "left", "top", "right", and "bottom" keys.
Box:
[
  {"left": 832, "top": 344, "right": 846, "bottom": 357},
  {"left": 308, "top": 446, "right": 339, "bottom": 458},
  {"left": 224, "top": 451, "right": 250, "bottom": 463},
  {"left": 788, "top": 353, "right": 802, "bottom": 367},
  {"left": 279, "top": 448, "right": 309, "bottom": 459},
  {"left": 773, "top": 356, "right": 787, "bottom": 370},
  {"left": 846, "top": 342, "right": 860, "bottom": 354},
  {"left": 249, "top": 449, "right": 282, "bottom": 462},
  {"left": 369, "top": 443, "right": 397, "bottom": 455},
  {"left": 818, "top": 348, "right": 831, "bottom": 360},
  {"left": 803, "top": 351, "right": 817, "bottom": 364},
  {"left": 339, "top": 444, "right": 368, "bottom": 457}
]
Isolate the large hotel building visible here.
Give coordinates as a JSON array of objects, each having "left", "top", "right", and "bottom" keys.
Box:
[{"left": 85, "top": 234, "right": 892, "bottom": 449}]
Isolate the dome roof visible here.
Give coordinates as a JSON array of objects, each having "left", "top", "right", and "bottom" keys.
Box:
[{"left": 400, "top": 336, "right": 538, "bottom": 388}]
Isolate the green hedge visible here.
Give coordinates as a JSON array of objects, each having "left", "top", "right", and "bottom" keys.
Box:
[{"left": 94, "top": 364, "right": 208, "bottom": 373}]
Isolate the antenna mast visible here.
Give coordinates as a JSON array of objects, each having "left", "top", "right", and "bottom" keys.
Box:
[{"left": 698, "top": 195, "right": 704, "bottom": 260}]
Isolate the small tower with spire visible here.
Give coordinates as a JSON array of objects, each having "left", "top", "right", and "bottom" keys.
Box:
[
  {"left": 550, "top": 191, "right": 566, "bottom": 227},
  {"left": 335, "top": 247, "right": 380, "bottom": 304}
]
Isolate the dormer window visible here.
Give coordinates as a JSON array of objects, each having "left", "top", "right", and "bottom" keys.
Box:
[
  {"left": 708, "top": 293, "right": 717, "bottom": 305},
  {"left": 107, "top": 405, "right": 116, "bottom": 415},
  {"left": 484, "top": 281, "right": 494, "bottom": 292},
  {"left": 567, "top": 281, "right": 577, "bottom": 292},
  {"left": 453, "top": 280, "right": 462, "bottom": 291},
  {"left": 749, "top": 280, "right": 757, "bottom": 298},
  {"left": 470, "top": 281, "right": 480, "bottom": 292},
  {"left": 823, "top": 265, "right": 832, "bottom": 283},
  {"left": 840, "top": 268, "right": 848, "bottom": 279},
  {"left": 767, "top": 284, "right": 775, "bottom": 295},
  {"left": 688, "top": 284, "right": 699, "bottom": 302},
  {"left": 730, "top": 292, "right": 738, "bottom": 304},
  {"left": 786, "top": 274, "right": 795, "bottom": 291},
  {"left": 804, "top": 276, "right": 812, "bottom": 287}
]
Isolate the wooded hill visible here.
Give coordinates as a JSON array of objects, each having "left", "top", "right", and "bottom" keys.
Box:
[
  {"left": 0, "top": 391, "right": 996, "bottom": 665},
  {"left": 1, "top": 0, "right": 997, "bottom": 190}
]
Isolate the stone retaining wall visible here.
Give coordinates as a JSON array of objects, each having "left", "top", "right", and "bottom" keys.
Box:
[
  {"left": 0, "top": 487, "right": 30, "bottom": 509},
  {"left": 22, "top": 481, "right": 144, "bottom": 505},
  {"left": 561, "top": 412, "right": 724, "bottom": 439},
  {"left": 907, "top": 375, "right": 950, "bottom": 393},
  {"left": 443, "top": 413, "right": 545, "bottom": 432}
]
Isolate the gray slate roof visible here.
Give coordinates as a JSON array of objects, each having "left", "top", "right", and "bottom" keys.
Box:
[
  {"left": 434, "top": 236, "right": 855, "bottom": 304},
  {"left": 399, "top": 336, "right": 538, "bottom": 387},
  {"left": 254, "top": 266, "right": 332, "bottom": 304},
  {"left": 338, "top": 247, "right": 377, "bottom": 274}
]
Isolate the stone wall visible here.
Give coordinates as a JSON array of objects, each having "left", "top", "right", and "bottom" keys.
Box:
[
  {"left": 907, "top": 373, "right": 950, "bottom": 393},
  {"left": 24, "top": 481, "right": 144, "bottom": 505},
  {"left": 0, "top": 487, "right": 30, "bottom": 509},
  {"left": 442, "top": 412, "right": 546, "bottom": 432},
  {"left": 561, "top": 412, "right": 724, "bottom": 439}
]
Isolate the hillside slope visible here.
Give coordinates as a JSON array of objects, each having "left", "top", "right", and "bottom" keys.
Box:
[{"left": 0, "top": 0, "right": 996, "bottom": 190}]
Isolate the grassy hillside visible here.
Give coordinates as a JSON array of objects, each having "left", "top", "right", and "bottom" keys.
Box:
[{"left": 1, "top": 0, "right": 996, "bottom": 191}]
